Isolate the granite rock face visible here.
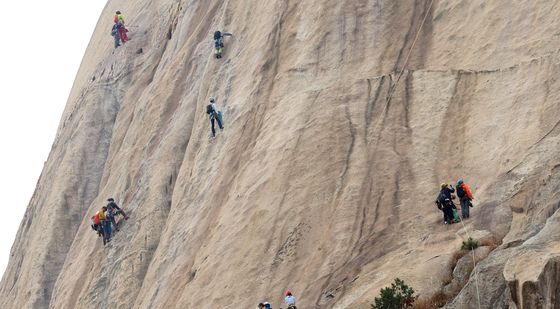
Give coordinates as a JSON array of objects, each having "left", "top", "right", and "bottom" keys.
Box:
[{"left": 2, "top": 0, "right": 560, "bottom": 308}]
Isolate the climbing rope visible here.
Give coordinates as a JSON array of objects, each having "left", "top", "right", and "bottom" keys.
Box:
[
  {"left": 381, "top": 0, "right": 482, "bottom": 305},
  {"left": 457, "top": 207, "right": 482, "bottom": 309},
  {"left": 385, "top": 0, "right": 435, "bottom": 104}
]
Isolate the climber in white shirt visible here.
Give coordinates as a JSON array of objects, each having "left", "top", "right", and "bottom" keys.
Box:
[{"left": 284, "top": 291, "right": 296, "bottom": 308}]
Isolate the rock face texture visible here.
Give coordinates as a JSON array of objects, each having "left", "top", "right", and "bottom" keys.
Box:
[{"left": 2, "top": 0, "right": 560, "bottom": 308}]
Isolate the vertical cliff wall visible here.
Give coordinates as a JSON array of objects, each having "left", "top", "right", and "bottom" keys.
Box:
[{"left": 2, "top": 1, "right": 560, "bottom": 308}]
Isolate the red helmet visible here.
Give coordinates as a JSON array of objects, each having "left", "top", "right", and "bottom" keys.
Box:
[{"left": 285, "top": 291, "right": 292, "bottom": 296}]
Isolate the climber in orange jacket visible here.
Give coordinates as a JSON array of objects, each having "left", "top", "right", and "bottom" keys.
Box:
[
  {"left": 456, "top": 179, "right": 474, "bottom": 219},
  {"left": 91, "top": 212, "right": 103, "bottom": 237},
  {"left": 114, "top": 11, "right": 129, "bottom": 44}
]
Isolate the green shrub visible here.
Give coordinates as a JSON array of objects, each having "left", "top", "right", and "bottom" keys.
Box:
[
  {"left": 461, "top": 237, "right": 478, "bottom": 251},
  {"left": 371, "top": 278, "right": 416, "bottom": 309}
]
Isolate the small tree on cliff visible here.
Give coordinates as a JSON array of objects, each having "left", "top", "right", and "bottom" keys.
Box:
[{"left": 371, "top": 278, "right": 416, "bottom": 309}]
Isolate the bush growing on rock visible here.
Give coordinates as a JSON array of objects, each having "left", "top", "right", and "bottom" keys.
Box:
[
  {"left": 371, "top": 278, "right": 416, "bottom": 309},
  {"left": 461, "top": 237, "right": 478, "bottom": 251}
]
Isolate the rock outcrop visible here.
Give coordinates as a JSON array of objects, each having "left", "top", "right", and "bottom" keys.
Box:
[{"left": 1, "top": 0, "right": 560, "bottom": 308}]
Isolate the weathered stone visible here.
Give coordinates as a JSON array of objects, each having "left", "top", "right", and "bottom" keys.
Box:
[{"left": 2, "top": 1, "right": 560, "bottom": 309}]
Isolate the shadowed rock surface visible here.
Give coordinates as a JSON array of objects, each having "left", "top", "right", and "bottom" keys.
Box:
[{"left": 1, "top": 0, "right": 560, "bottom": 308}]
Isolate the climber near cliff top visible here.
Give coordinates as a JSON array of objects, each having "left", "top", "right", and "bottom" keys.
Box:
[
  {"left": 114, "top": 11, "right": 129, "bottom": 44},
  {"left": 285, "top": 291, "right": 297, "bottom": 309},
  {"left": 206, "top": 97, "right": 224, "bottom": 137},
  {"left": 456, "top": 179, "right": 474, "bottom": 219},
  {"left": 213, "top": 30, "right": 232, "bottom": 59}
]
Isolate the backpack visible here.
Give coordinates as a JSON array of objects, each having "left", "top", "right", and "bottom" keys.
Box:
[
  {"left": 214, "top": 31, "right": 222, "bottom": 40},
  {"left": 115, "top": 14, "right": 124, "bottom": 25},
  {"left": 435, "top": 199, "right": 443, "bottom": 210},
  {"left": 206, "top": 104, "right": 214, "bottom": 115},
  {"left": 214, "top": 37, "right": 223, "bottom": 48},
  {"left": 456, "top": 184, "right": 466, "bottom": 199},
  {"left": 437, "top": 191, "right": 453, "bottom": 208},
  {"left": 435, "top": 192, "right": 446, "bottom": 210}
]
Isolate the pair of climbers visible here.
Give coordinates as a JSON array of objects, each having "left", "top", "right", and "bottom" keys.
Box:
[
  {"left": 90, "top": 198, "right": 129, "bottom": 245},
  {"left": 257, "top": 291, "right": 297, "bottom": 309},
  {"left": 205, "top": 30, "right": 233, "bottom": 136},
  {"left": 206, "top": 97, "right": 224, "bottom": 137},
  {"left": 213, "top": 30, "right": 232, "bottom": 59},
  {"left": 110, "top": 11, "right": 129, "bottom": 49},
  {"left": 435, "top": 180, "right": 474, "bottom": 224}
]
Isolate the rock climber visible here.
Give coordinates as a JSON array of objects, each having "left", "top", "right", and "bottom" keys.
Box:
[
  {"left": 456, "top": 179, "right": 474, "bottom": 219},
  {"left": 105, "top": 209, "right": 116, "bottom": 234},
  {"left": 114, "top": 11, "right": 129, "bottom": 44},
  {"left": 206, "top": 97, "right": 224, "bottom": 137},
  {"left": 437, "top": 183, "right": 457, "bottom": 224},
  {"left": 285, "top": 291, "right": 297, "bottom": 309},
  {"left": 110, "top": 23, "right": 121, "bottom": 49},
  {"left": 213, "top": 30, "right": 232, "bottom": 58},
  {"left": 106, "top": 198, "right": 128, "bottom": 231},
  {"left": 91, "top": 211, "right": 103, "bottom": 238},
  {"left": 98, "top": 206, "right": 112, "bottom": 244}
]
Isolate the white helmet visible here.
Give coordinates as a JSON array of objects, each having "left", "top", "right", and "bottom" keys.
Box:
[{"left": 209, "top": 97, "right": 215, "bottom": 103}]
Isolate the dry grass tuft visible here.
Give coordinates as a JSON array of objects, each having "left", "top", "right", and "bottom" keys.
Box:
[
  {"left": 441, "top": 272, "right": 453, "bottom": 286},
  {"left": 414, "top": 290, "right": 450, "bottom": 309},
  {"left": 451, "top": 250, "right": 468, "bottom": 266},
  {"left": 478, "top": 239, "right": 498, "bottom": 251}
]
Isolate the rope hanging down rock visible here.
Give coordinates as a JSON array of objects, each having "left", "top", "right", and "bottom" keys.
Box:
[
  {"left": 384, "top": 0, "right": 483, "bottom": 306},
  {"left": 386, "top": 0, "right": 435, "bottom": 104}
]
